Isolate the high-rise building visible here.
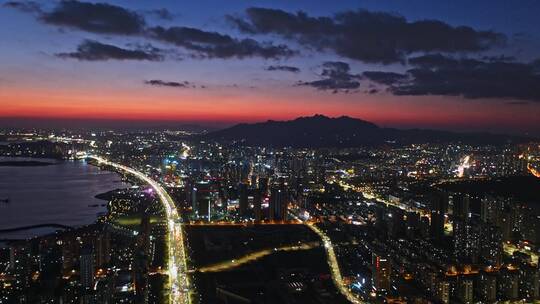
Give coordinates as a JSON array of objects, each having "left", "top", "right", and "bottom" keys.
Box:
[
  {"left": 435, "top": 279, "right": 450, "bottom": 304},
  {"left": 480, "top": 195, "right": 506, "bottom": 225},
  {"left": 500, "top": 208, "right": 514, "bottom": 241},
  {"left": 238, "top": 182, "right": 248, "bottom": 216},
  {"left": 371, "top": 252, "right": 392, "bottom": 294},
  {"left": 253, "top": 189, "right": 262, "bottom": 222},
  {"left": 269, "top": 183, "right": 287, "bottom": 221},
  {"left": 258, "top": 177, "right": 269, "bottom": 196},
  {"left": 95, "top": 230, "right": 111, "bottom": 268},
  {"left": 61, "top": 236, "right": 78, "bottom": 272},
  {"left": 498, "top": 267, "right": 519, "bottom": 300},
  {"left": 406, "top": 211, "right": 421, "bottom": 239},
  {"left": 519, "top": 265, "right": 540, "bottom": 300},
  {"left": 386, "top": 207, "right": 405, "bottom": 238},
  {"left": 478, "top": 271, "right": 497, "bottom": 303},
  {"left": 452, "top": 193, "right": 470, "bottom": 220},
  {"left": 80, "top": 245, "right": 94, "bottom": 289},
  {"left": 457, "top": 276, "right": 474, "bottom": 304},
  {"left": 453, "top": 219, "right": 480, "bottom": 263},
  {"left": 480, "top": 224, "right": 503, "bottom": 267},
  {"left": 9, "top": 242, "right": 30, "bottom": 293},
  {"left": 429, "top": 191, "right": 448, "bottom": 240},
  {"left": 192, "top": 181, "right": 216, "bottom": 220}
]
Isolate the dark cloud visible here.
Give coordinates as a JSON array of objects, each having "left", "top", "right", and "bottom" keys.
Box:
[
  {"left": 362, "top": 71, "right": 408, "bottom": 85},
  {"left": 8, "top": 2, "right": 294, "bottom": 61},
  {"left": 148, "top": 26, "right": 295, "bottom": 59},
  {"left": 41, "top": 1, "right": 145, "bottom": 34},
  {"left": 389, "top": 54, "right": 540, "bottom": 101},
  {"left": 147, "top": 8, "right": 175, "bottom": 21},
  {"left": 145, "top": 80, "right": 192, "bottom": 88},
  {"left": 298, "top": 61, "right": 360, "bottom": 92},
  {"left": 367, "top": 88, "right": 379, "bottom": 94},
  {"left": 266, "top": 65, "right": 300, "bottom": 73},
  {"left": 482, "top": 55, "right": 515, "bottom": 62},
  {"left": 229, "top": 8, "right": 505, "bottom": 63},
  {"left": 408, "top": 54, "right": 483, "bottom": 68},
  {"left": 3, "top": 1, "right": 42, "bottom": 13},
  {"left": 57, "top": 40, "right": 163, "bottom": 61}
]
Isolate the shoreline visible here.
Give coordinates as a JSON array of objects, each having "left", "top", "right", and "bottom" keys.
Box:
[{"left": 0, "top": 157, "right": 129, "bottom": 240}]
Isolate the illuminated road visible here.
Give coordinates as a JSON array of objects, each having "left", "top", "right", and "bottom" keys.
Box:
[
  {"left": 456, "top": 155, "right": 472, "bottom": 178},
  {"left": 290, "top": 213, "right": 364, "bottom": 304},
  {"left": 89, "top": 156, "right": 192, "bottom": 304},
  {"left": 528, "top": 163, "right": 540, "bottom": 178},
  {"left": 187, "top": 221, "right": 304, "bottom": 226},
  {"left": 198, "top": 242, "right": 319, "bottom": 273}
]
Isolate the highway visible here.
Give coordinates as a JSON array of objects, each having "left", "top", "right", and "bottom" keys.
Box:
[{"left": 88, "top": 156, "right": 192, "bottom": 304}]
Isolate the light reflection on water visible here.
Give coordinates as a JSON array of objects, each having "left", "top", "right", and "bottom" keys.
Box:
[{"left": 0, "top": 157, "right": 128, "bottom": 239}]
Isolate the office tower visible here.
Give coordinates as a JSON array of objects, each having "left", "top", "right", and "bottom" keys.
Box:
[
  {"left": 371, "top": 252, "right": 391, "bottom": 293},
  {"left": 452, "top": 193, "right": 470, "bottom": 219},
  {"left": 429, "top": 191, "right": 448, "bottom": 240},
  {"left": 238, "top": 182, "right": 248, "bottom": 216},
  {"left": 478, "top": 271, "right": 497, "bottom": 303},
  {"left": 269, "top": 184, "right": 287, "bottom": 221},
  {"left": 80, "top": 245, "right": 94, "bottom": 289},
  {"left": 480, "top": 224, "right": 503, "bottom": 267},
  {"left": 453, "top": 219, "right": 480, "bottom": 263}
]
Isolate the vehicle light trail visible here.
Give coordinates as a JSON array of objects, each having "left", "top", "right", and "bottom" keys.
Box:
[
  {"left": 290, "top": 213, "right": 364, "bottom": 304},
  {"left": 88, "top": 156, "right": 191, "bottom": 304},
  {"left": 198, "top": 242, "right": 319, "bottom": 273}
]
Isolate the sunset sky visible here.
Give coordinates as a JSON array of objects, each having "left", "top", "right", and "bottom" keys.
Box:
[{"left": 1, "top": 0, "right": 540, "bottom": 135}]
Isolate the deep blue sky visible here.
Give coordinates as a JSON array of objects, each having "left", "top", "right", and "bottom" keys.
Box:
[{"left": 1, "top": 0, "right": 539, "bottom": 135}]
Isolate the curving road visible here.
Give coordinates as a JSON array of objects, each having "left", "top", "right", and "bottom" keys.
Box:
[
  {"left": 290, "top": 213, "right": 364, "bottom": 304},
  {"left": 88, "top": 156, "right": 191, "bottom": 304}
]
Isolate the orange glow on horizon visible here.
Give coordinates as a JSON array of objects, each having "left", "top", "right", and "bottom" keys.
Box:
[{"left": 1, "top": 86, "right": 539, "bottom": 131}]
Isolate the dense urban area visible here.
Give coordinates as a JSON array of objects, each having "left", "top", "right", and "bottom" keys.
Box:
[{"left": 1, "top": 123, "right": 540, "bottom": 304}]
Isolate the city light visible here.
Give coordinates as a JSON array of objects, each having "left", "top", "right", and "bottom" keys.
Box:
[{"left": 88, "top": 156, "right": 192, "bottom": 304}]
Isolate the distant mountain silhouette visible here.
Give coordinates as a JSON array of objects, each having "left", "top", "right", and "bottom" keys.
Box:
[{"left": 204, "top": 115, "right": 531, "bottom": 147}]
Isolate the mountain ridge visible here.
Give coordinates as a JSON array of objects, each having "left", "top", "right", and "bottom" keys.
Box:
[{"left": 203, "top": 115, "right": 532, "bottom": 147}]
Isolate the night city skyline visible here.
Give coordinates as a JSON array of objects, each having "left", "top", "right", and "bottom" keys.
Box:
[
  {"left": 1, "top": 0, "right": 540, "bottom": 135},
  {"left": 1, "top": 1, "right": 540, "bottom": 304}
]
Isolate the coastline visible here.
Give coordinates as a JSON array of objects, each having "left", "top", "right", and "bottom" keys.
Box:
[{"left": 0, "top": 157, "right": 129, "bottom": 240}]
